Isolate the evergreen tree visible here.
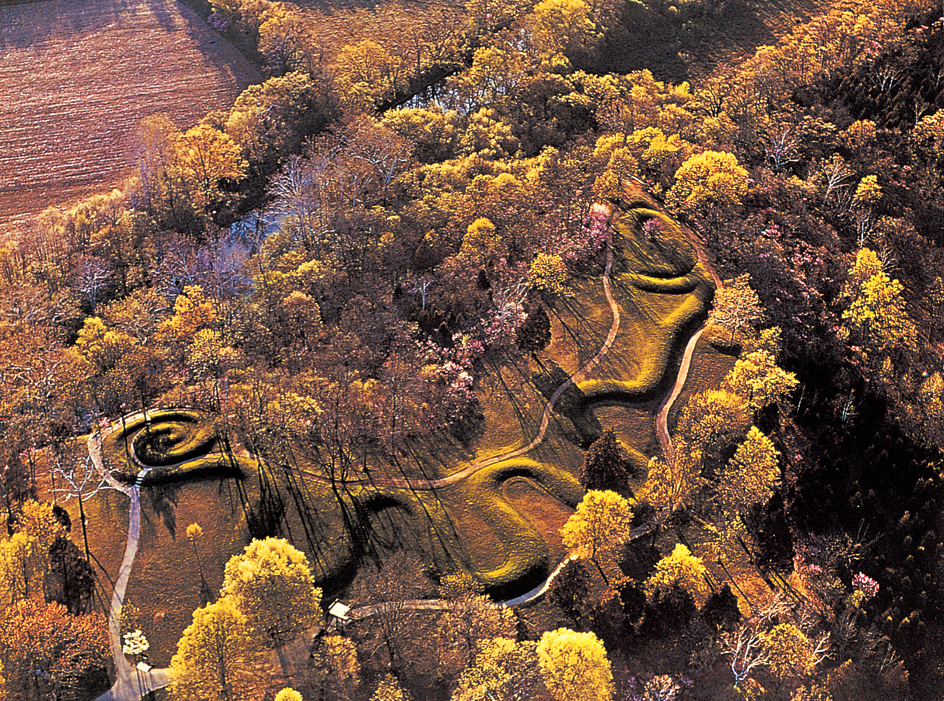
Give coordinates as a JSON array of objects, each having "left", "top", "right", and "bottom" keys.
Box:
[
  {"left": 580, "top": 429, "right": 634, "bottom": 494},
  {"left": 516, "top": 305, "right": 552, "bottom": 354}
]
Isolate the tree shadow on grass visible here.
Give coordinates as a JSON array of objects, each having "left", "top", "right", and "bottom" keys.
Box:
[{"left": 141, "top": 479, "right": 181, "bottom": 540}]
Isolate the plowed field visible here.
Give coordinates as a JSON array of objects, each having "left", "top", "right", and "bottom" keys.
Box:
[{"left": 0, "top": 0, "right": 260, "bottom": 235}]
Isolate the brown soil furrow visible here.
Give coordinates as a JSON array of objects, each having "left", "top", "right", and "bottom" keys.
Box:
[{"left": 0, "top": 0, "right": 260, "bottom": 235}]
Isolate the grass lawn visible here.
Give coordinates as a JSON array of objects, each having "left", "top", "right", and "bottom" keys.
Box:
[{"left": 61, "top": 192, "right": 731, "bottom": 661}]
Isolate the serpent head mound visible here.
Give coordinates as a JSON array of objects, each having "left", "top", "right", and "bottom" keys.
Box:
[{"left": 89, "top": 192, "right": 724, "bottom": 663}]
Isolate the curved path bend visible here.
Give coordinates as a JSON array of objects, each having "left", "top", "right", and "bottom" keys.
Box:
[
  {"left": 85, "top": 203, "right": 717, "bottom": 700},
  {"left": 653, "top": 217, "right": 723, "bottom": 470},
  {"left": 88, "top": 428, "right": 169, "bottom": 701}
]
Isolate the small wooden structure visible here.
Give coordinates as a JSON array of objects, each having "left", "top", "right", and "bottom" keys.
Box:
[{"left": 326, "top": 601, "right": 352, "bottom": 630}]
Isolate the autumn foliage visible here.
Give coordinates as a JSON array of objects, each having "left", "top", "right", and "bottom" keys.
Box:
[{"left": 3, "top": 0, "right": 944, "bottom": 697}]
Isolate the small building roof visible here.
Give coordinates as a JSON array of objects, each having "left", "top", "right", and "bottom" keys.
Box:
[{"left": 328, "top": 601, "right": 351, "bottom": 620}]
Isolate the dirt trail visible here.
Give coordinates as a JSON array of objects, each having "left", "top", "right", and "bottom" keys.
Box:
[{"left": 84, "top": 205, "right": 716, "bottom": 700}]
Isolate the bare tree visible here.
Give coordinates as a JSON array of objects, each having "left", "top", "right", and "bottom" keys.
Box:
[
  {"left": 343, "top": 116, "right": 413, "bottom": 199},
  {"left": 73, "top": 256, "right": 113, "bottom": 314},
  {"left": 346, "top": 552, "right": 436, "bottom": 671},
  {"left": 51, "top": 451, "right": 120, "bottom": 563},
  {"left": 820, "top": 155, "right": 854, "bottom": 203},
  {"left": 720, "top": 626, "right": 769, "bottom": 688},
  {"left": 765, "top": 125, "right": 801, "bottom": 173},
  {"left": 409, "top": 275, "right": 435, "bottom": 311}
]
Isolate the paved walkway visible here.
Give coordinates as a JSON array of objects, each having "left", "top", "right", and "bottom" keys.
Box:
[
  {"left": 655, "top": 327, "right": 705, "bottom": 469},
  {"left": 83, "top": 200, "right": 715, "bottom": 701},
  {"left": 88, "top": 424, "right": 170, "bottom": 701}
]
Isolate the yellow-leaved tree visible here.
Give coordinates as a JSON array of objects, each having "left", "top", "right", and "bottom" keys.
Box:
[
  {"left": 274, "top": 689, "right": 304, "bottom": 701},
  {"left": 160, "top": 285, "right": 219, "bottom": 345},
  {"left": 332, "top": 40, "right": 402, "bottom": 110},
  {"left": 643, "top": 544, "right": 710, "bottom": 607},
  {"left": 666, "top": 150, "right": 748, "bottom": 219},
  {"left": 225, "top": 72, "right": 321, "bottom": 169},
  {"left": 526, "top": 0, "right": 601, "bottom": 62},
  {"left": 851, "top": 174, "right": 882, "bottom": 209},
  {"left": 0, "top": 532, "right": 41, "bottom": 603},
  {"left": 625, "top": 127, "right": 694, "bottom": 187},
  {"left": 460, "top": 217, "right": 501, "bottom": 266},
  {"left": 717, "top": 427, "right": 781, "bottom": 515},
  {"left": 16, "top": 500, "right": 67, "bottom": 552},
  {"left": 708, "top": 275, "right": 766, "bottom": 346},
  {"left": 592, "top": 143, "right": 639, "bottom": 201},
  {"left": 707, "top": 426, "right": 783, "bottom": 573},
  {"left": 528, "top": 253, "right": 572, "bottom": 298},
  {"left": 173, "top": 123, "right": 246, "bottom": 217},
  {"left": 839, "top": 248, "right": 917, "bottom": 362},
  {"left": 763, "top": 623, "right": 826, "bottom": 683},
  {"left": 258, "top": 6, "right": 322, "bottom": 76},
  {"left": 0, "top": 500, "right": 69, "bottom": 602},
  {"left": 451, "top": 637, "right": 539, "bottom": 701},
  {"left": 75, "top": 316, "right": 135, "bottom": 372},
  {"left": 537, "top": 628, "right": 614, "bottom": 701},
  {"left": 370, "top": 673, "right": 411, "bottom": 701},
  {"left": 646, "top": 388, "right": 751, "bottom": 517},
  {"left": 721, "top": 348, "right": 798, "bottom": 411},
  {"left": 561, "top": 490, "right": 633, "bottom": 584},
  {"left": 221, "top": 537, "right": 322, "bottom": 652},
  {"left": 309, "top": 633, "right": 361, "bottom": 701},
  {"left": 168, "top": 597, "right": 264, "bottom": 701}
]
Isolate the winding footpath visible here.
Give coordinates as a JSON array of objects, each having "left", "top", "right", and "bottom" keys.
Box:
[
  {"left": 655, "top": 328, "right": 704, "bottom": 469},
  {"left": 84, "top": 206, "right": 718, "bottom": 701},
  {"left": 653, "top": 218, "right": 723, "bottom": 471},
  {"left": 290, "top": 233, "right": 621, "bottom": 490},
  {"left": 88, "top": 429, "right": 170, "bottom": 701}
]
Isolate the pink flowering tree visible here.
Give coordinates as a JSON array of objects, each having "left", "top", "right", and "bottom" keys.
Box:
[
  {"left": 852, "top": 571, "right": 879, "bottom": 599},
  {"left": 556, "top": 202, "right": 608, "bottom": 265}
]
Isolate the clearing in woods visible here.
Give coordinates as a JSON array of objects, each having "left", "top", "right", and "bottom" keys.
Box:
[
  {"left": 0, "top": 0, "right": 260, "bottom": 235},
  {"left": 68, "top": 192, "right": 720, "bottom": 665}
]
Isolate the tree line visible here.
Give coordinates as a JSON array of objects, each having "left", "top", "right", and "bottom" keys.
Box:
[{"left": 1, "top": 0, "right": 944, "bottom": 697}]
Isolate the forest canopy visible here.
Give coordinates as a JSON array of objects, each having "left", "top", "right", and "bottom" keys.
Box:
[{"left": 2, "top": 0, "right": 944, "bottom": 699}]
